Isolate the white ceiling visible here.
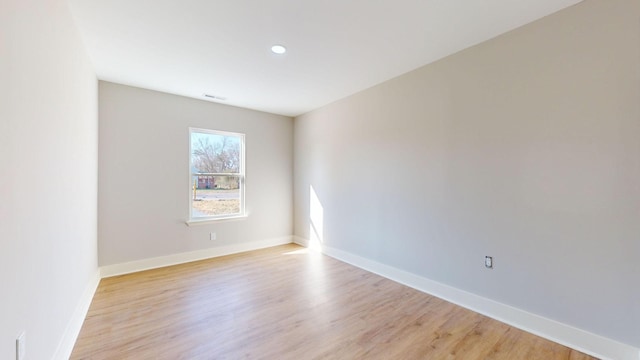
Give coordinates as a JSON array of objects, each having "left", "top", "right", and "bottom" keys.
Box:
[{"left": 68, "top": 0, "right": 583, "bottom": 117}]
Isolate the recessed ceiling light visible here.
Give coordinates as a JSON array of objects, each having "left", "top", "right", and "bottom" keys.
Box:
[{"left": 271, "top": 45, "right": 287, "bottom": 55}]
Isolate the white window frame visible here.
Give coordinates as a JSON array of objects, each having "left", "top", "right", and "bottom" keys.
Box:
[{"left": 187, "top": 127, "right": 246, "bottom": 225}]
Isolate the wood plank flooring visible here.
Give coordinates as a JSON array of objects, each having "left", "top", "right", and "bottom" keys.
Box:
[{"left": 71, "top": 244, "right": 597, "bottom": 359}]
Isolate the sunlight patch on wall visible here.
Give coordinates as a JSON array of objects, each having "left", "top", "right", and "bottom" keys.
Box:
[{"left": 309, "top": 185, "right": 324, "bottom": 251}]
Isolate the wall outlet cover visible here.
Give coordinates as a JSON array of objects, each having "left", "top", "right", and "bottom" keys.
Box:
[{"left": 485, "top": 256, "right": 493, "bottom": 269}]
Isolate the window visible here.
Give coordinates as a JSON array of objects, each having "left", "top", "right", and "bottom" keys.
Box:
[{"left": 189, "top": 128, "right": 245, "bottom": 223}]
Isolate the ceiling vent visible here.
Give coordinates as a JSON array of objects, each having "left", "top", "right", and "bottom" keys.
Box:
[{"left": 203, "top": 94, "right": 227, "bottom": 101}]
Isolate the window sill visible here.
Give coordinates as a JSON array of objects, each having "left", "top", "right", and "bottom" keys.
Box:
[{"left": 185, "top": 214, "right": 247, "bottom": 227}]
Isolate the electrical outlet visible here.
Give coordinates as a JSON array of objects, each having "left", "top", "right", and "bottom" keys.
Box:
[
  {"left": 16, "top": 331, "right": 26, "bottom": 360},
  {"left": 209, "top": 232, "right": 217, "bottom": 241},
  {"left": 485, "top": 256, "right": 493, "bottom": 269}
]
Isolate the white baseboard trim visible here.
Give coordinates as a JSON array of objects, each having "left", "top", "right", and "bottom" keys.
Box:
[
  {"left": 293, "top": 236, "right": 639, "bottom": 360},
  {"left": 53, "top": 268, "right": 101, "bottom": 360},
  {"left": 100, "top": 236, "right": 294, "bottom": 278}
]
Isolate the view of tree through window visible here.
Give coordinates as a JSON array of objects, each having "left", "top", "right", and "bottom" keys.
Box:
[{"left": 190, "top": 128, "right": 244, "bottom": 220}]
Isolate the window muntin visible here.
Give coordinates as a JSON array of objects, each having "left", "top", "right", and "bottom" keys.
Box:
[{"left": 189, "top": 128, "right": 245, "bottom": 221}]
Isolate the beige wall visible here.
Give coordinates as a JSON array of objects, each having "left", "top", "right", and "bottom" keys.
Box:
[
  {"left": 98, "top": 82, "right": 293, "bottom": 266},
  {"left": 294, "top": 0, "right": 639, "bottom": 347},
  {"left": 0, "top": 0, "right": 98, "bottom": 358}
]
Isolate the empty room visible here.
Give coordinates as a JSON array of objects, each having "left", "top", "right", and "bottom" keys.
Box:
[{"left": 2, "top": 0, "right": 639, "bottom": 359}]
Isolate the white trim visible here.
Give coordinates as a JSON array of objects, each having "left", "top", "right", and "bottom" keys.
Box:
[
  {"left": 292, "top": 236, "right": 310, "bottom": 248},
  {"left": 52, "top": 269, "right": 101, "bottom": 360},
  {"left": 185, "top": 214, "right": 248, "bottom": 226},
  {"left": 100, "top": 236, "right": 293, "bottom": 278},
  {"left": 293, "top": 236, "right": 640, "bottom": 360}
]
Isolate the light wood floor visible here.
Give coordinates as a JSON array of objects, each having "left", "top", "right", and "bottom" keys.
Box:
[{"left": 71, "top": 244, "right": 597, "bottom": 359}]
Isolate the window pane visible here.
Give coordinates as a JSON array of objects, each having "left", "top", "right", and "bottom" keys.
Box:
[
  {"left": 191, "top": 175, "right": 241, "bottom": 217},
  {"left": 191, "top": 132, "right": 241, "bottom": 174}
]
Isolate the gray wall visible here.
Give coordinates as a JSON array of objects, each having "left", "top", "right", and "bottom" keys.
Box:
[
  {"left": 99, "top": 82, "right": 293, "bottom": 266},
  {"left": 294, "top": 0, "right": 639, "bottom": 347},
  {"left": 0, "top": 0, "right": 98, "bottom": 358}
]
